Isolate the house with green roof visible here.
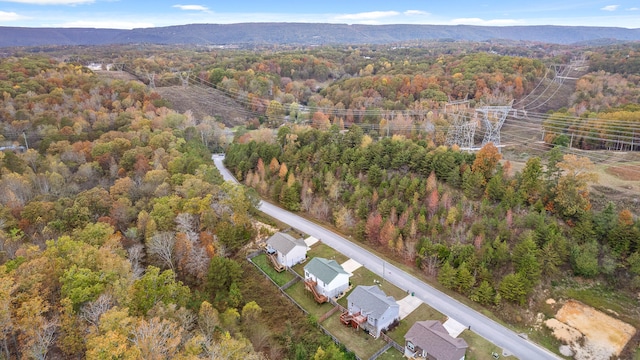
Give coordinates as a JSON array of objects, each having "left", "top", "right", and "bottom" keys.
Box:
[{"left": 304, "top": 257, "right": 351, "bottom": 299}]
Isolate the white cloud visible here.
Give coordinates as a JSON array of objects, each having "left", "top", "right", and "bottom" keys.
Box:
[
  {"left": 0, "top": 11, "right": 24, "bottom": 22},
  {"left": 0, "top": 0, "right": 93, "bottom": 4},
  {"left": 172, "top": 4, "right": 209, "bottom": 12},
  {"left": 601, "top": 5, "right": 619, "bottom": 11},
  {"left": 404, "top": 10, "right": 429, "bottom": 16},
  {"left": 334, "top": 11, "right": 399, "bottom": 21},
  {"left": 628, "top": 7, "right": 639, "bottom": 11},
  {"left": 55, "top": 20, "right": 154, "bottom": 29},
  {"left": 451, "top": 17, "right": 522, "bottom": 26}
]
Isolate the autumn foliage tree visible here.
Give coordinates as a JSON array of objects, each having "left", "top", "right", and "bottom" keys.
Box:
[{"left": 553, "top": 154, "right": 598, "bottom": 219}]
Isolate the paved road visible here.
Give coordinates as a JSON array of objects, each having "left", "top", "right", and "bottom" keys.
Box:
[{"left": 213, "top": 154, "right": 560, "bottom": 360}]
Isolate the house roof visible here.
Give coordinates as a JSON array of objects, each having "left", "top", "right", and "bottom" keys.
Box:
[
  {"left": 304, "top": 257, "right": 351, "bottom": 284},
  {"left": 405, "top": 320, "right": 468, "bottom": 360},
  {"left": 266, "top": 232, "right": 307, "bottom": 255},
  {"left": 347, "top": 285, "right": 398, "bottom": 319}
]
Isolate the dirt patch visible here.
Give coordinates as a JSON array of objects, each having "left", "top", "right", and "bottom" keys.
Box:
[
  {"left": 94, "top": 69, "right": 140, "bottom": 82},
  {"left": 606, "top": 164, "right": 640, "bottom": 181},
  {"left": 547, "top": 300, "right": 636, "bottom": 360},
  {"left": 544, "top": 318, "right": 582, "bottom": 343}
]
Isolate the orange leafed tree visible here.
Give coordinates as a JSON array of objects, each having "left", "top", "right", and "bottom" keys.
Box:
[{"left": 472, "top": 142, "right": 502, "bottom": 183}]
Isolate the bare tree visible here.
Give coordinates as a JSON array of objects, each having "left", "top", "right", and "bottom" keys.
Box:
[
  {"left": 147, "top": 232, "right": 176, "bottom": 271},
  {"left": 127, "top": 243, "right": 145, "bottom": 279},
  {"left": 184, "top": 246, "right": 210, "bottom": 280},
  {"left": 30, "top": 318, "right": 57, "bottom": 360},
  {"left": 301, "top": 192, "right": 314, "bottom": 212},
  {"left": 310, "top": 198, "right": 330, "bottom": 221},
  {"left": 175, "top": 213, "right": 198, "bottom": 241},
  {"left": 80, "top": 294, "right": 113, "bottom": 328},
  {"left": 424, "top": 255, "right": 440, "bottom": 277},
  {"left": 131, "top": 317, "right": 182, "bottom": 360}
]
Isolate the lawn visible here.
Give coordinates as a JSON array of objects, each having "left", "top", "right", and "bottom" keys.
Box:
[
  {"left": 285, "top": 281, "right": 335, "bottom": 318},
  {"left": 307, "top": 242, "right": 350, "bottom": 263},
  {"left": 375, "top": 347, "right": 404, "bottom": 360},
  {"left": 291, "top": 242, "right": 350, "bottom": 276},
  {"left": 385, "top": 303, "right": 446, "bottom": 344},
  {"left": 251, "top": 253, "right": 295, "bottom": 287},
  {"left": 338, "top": 266, "right": 407, "bottom": 308},
  {"left": 321, "top": 311, "right": 388, "bottom": 359},
  {"left": 459, "top": 330, "right": 518, "bottom": 360}
]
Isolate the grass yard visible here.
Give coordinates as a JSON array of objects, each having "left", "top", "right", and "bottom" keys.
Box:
[
  {"left": 321, "top": 312, "right": 387, "bottom": 359},
  {"left": 385, "top": 303, "right": 446, "bottom": 344},
  {"left": 308, "top": 242, "right": 350, "bottom": 262},
  {"left": 251, "top": 253, "right": 295, "bottom": 287},
  {"left": 459, "top": 330, "right": 518, "bottom": 360},
  {"left": 285, "top": 281, "right": 335, "bottom": 318},
  {"left": 292, "top": 242, "right": 350, "bottom": 276},
  {"left": 374, "top": 347, "right": 404, "bottom": 360},
  {"left": 338, "top": 266, "right": 407, "bottom": 308}
]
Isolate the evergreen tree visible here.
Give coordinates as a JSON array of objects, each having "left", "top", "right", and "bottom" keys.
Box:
[
  {"left": 518, "top": 157, "right": 543, "bottom": 205},
  {"left": 455, "top": 262, "right": 475, "bottom": 293},
  {"left": 570, "top": 240, "right": 600, "bottom": 278},
  {"left": 499, "top": 273, "right": 528, "bottom": 306},
  {"left": 462, "top": 168, "right": 485, "bottom": 199},
  {"left": 512, "top": 233, "right": 541, "bottom": 288},
  {"left": 471, "top": 280, "right": 496, "bottom": 306},
  {"left": 437, "top": 261, "right": 456, "bottom": 289}
]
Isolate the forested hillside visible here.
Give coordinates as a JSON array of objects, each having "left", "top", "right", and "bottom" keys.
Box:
[
  {"left": 2, "top": 23, "right": 640, "bottom": 47},
  {"left": 2, "top": 40, "right": 640, "bottom": 358},
  {"left": 224, "top": 126, "right": 640, "bottom": 322},
  {"left": 0, "top": 56, "right": 351, "bottom": 359}
]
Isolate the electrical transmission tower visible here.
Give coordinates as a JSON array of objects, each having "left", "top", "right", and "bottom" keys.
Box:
[
  {"left": 171, "top": 68, "right": 192, "bottom": 88},
  {"left": 476, "top": 103, "right": 512, "bottom": 147},
  {"left": 445, "top": 111, "right": 478, "bottom": 149},
  {"left": 146, "top": 72, "right": 156, "bottom": 89}
]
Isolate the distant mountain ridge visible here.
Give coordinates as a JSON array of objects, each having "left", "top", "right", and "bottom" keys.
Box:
[{"left": 1, "top": 23, "right": 639, "bottom": 47}]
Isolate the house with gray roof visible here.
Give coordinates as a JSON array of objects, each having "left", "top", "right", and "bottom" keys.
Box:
[
  {"left": 345, "top": 285, "right": 399, "bottom": 338},
  {"left": 266, "top": 232, "right": 308, "bottom": 268},
  {"left": 404, "top": 320, "right": 468, "bottom": 360},
  {"left": 304, "top": 257, "right": 351, "bottom": 299}
]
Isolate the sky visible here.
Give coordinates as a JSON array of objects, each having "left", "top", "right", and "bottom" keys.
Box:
[{"left": 0, "top": 0, "right": 639, "bottom": 29}]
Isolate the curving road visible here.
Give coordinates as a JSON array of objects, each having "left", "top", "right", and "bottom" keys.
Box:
[{"left": 213, "top": 154, "right": 560, "bottom": 360}]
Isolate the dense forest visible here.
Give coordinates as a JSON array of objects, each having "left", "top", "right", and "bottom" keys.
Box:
[
  {"left": 0, "top": 56, "right": 352, "bottom": 359},
  {"left": 15, "top": 42, "right": 638, "bottom": 152}
]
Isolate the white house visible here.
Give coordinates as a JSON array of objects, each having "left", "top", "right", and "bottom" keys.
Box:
[
  {"left": 404, "top": 320, "right": 468, "bottom": 360},
  {"left": 345, "top": 285, "right": 400, "bottom": 338},
  {"left": 266, "top": 232, "right": 308, "bottom": 268},
  {"left": 304, "top": 257, "right": 351, "bottom": 299}
]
